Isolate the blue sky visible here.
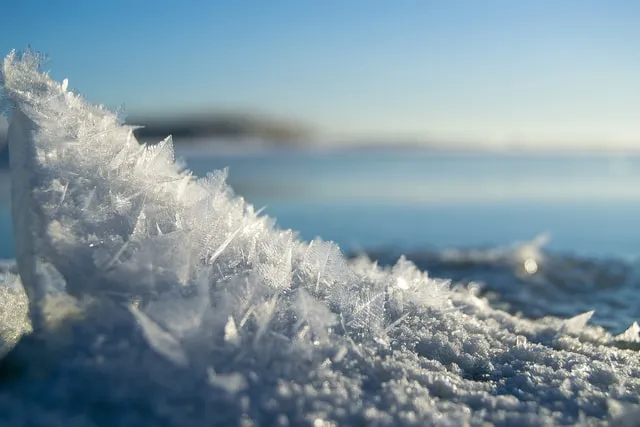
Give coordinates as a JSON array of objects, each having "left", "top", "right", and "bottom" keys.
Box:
[{"left": 1, "top": 1, "right": 640, "bottom": 148}]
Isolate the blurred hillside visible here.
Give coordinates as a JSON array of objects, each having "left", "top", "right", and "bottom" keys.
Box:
[{"left": 128, "top": 112, "right": 312, "bottom": 147}]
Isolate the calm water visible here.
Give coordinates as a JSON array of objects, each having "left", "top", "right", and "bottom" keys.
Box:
[{"left": 1, "top": 150, "right": 639, "bottom": 332}]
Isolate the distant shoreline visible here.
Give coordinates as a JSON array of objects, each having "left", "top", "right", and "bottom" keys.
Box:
[
  {"left": 2, "top": 115, "right": 640, "bottom": 160},
  {"left": 128, "top": 113, "right": 310, "bottom": 147}
]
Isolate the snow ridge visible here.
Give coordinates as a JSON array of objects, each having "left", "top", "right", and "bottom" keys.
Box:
[
  {"left": 1, "top": 48, "right": 450, "bottom": 360},
  {"left": 1, "top": 49, "right": 639, "bottom": 426}
]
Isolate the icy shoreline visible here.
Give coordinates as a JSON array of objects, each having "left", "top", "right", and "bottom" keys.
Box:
[{"left": 0, "top": 49, "right": 639, "bottom": 426}]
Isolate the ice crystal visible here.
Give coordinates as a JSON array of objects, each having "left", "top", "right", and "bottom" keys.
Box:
[{"left": 1, "top": 49, "right": 639, "bottom": 426}]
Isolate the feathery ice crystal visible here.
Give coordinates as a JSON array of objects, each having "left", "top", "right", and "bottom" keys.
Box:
[{"left": 1, "top": 49, "right": 639, "bottom": 426}]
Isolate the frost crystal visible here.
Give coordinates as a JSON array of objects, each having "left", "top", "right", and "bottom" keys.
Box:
[
  {"left": 1, "top": 49, "right": 639, "bottom": 426},
  {"left": 1, "top": 49, "right": 451, "bottom": 347},
  {"left": 562, "top": 310, "right": 595, "bottom": 334},
  {"left": 615, "top": 321, "right": 640, "bottom": 343}
]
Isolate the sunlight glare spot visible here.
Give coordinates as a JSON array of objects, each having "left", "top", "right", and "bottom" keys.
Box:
[
  {"left": 523, "top": 258, "right": 538, "bottom": 274},
  {"left": 396, "top": 277, "right": 410, "bottom": 290}
]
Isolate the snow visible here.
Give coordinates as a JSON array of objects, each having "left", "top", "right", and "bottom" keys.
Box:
[
  {"left": 562, "top": 310, "right": 595, "bottom": 335},
  {"left": 616, "top": 322, "right": 640, "bottom": 343},
  {"left": 0, "top": 49, "right": 639, "bottom": 425},
  {"left": 0, "top": 265, "right": 29, "bottom": 354}
]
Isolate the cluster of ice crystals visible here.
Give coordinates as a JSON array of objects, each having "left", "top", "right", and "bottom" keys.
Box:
[
  {"left": 0, "top": 49, "right": 639, "bottom": 426},
  {"left": 1, "top": 48, "right": 452, "bottom": 363}
]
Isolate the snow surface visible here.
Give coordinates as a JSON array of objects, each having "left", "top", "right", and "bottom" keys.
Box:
[{"left": 0, "top": 49, "right": 639, "bottom": 426}]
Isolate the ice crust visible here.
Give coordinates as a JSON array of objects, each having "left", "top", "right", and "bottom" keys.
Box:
[
  {"left": 0, "top": 50, "right": 639, "bottom": 426},
  {"left": 0, "top": 263, "right": 29, "bottom": 354}
]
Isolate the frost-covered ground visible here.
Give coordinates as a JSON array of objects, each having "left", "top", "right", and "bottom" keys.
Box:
[{"left": 0, "top": 50, "right": 639, "bottom": 426}]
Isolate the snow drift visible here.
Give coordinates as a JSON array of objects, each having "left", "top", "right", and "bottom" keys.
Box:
[{"left": 0, "top": 49, "right": 638, "bottom": 426}]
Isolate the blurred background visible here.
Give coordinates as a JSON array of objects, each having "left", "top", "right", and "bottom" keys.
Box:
[{"left": 1, "top": 1, "right": 640, "bottom": 331}]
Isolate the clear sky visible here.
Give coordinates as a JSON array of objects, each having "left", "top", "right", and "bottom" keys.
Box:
[{"left": 1, "top": 1, "right": 640, "bottom": 148}]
